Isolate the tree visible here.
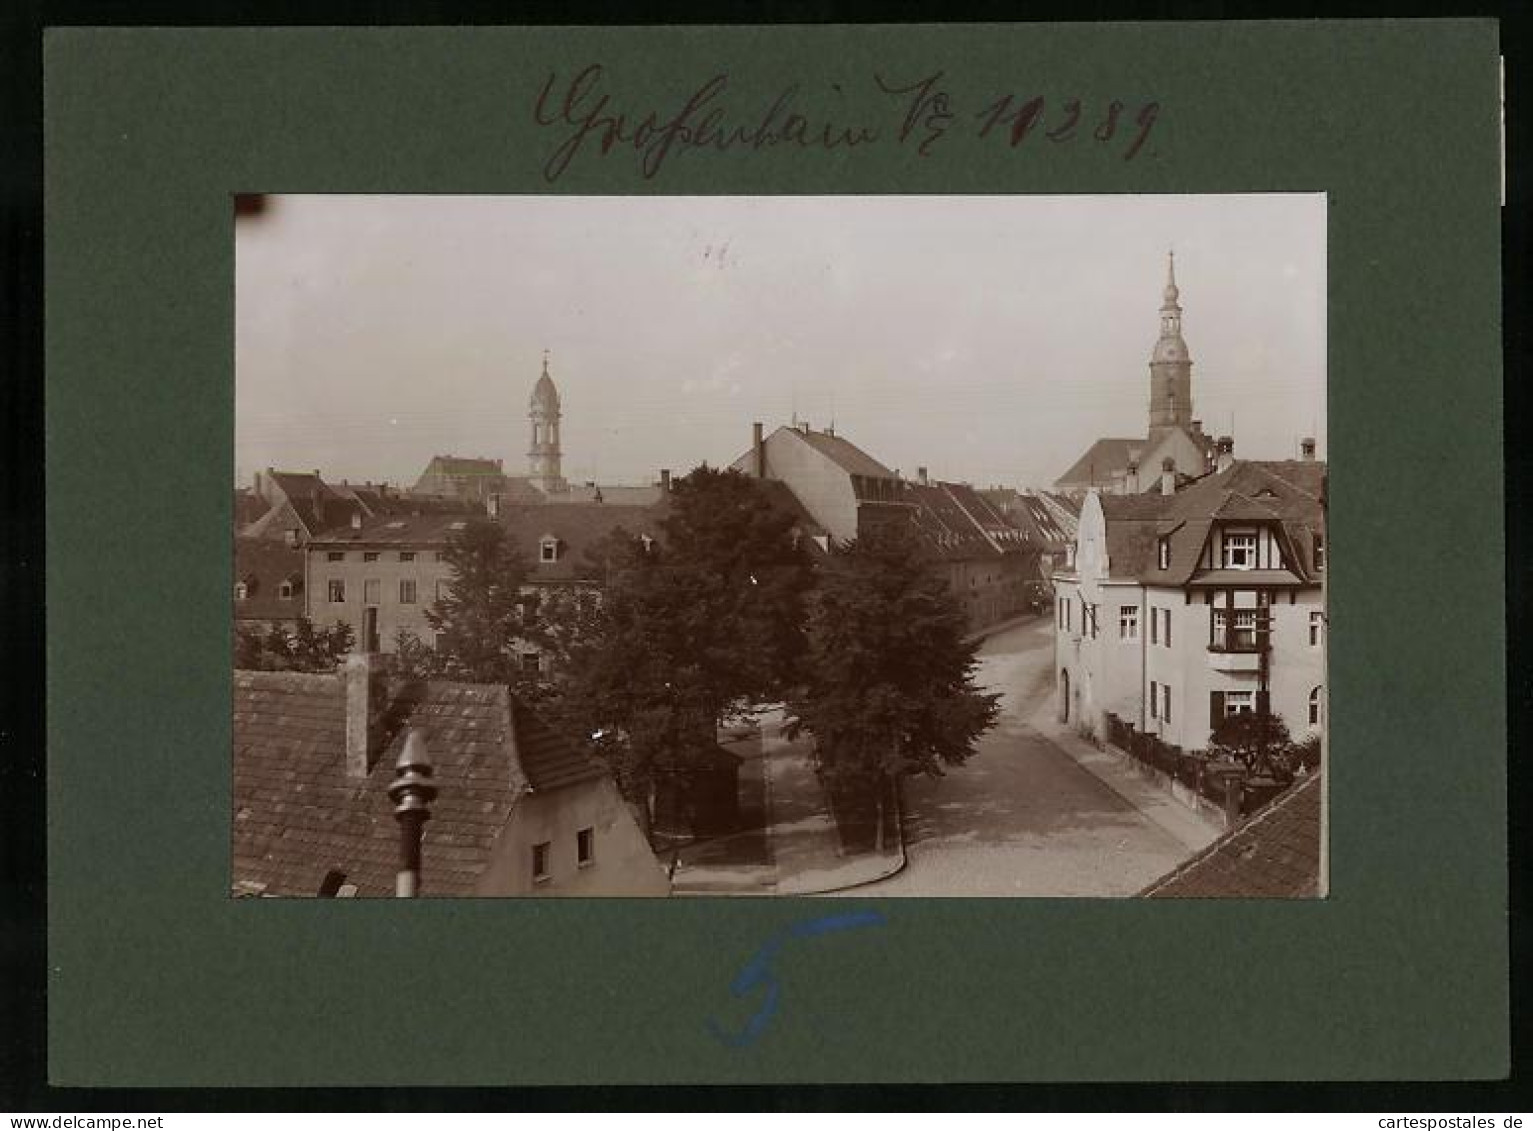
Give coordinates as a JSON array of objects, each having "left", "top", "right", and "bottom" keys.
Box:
[
  {"left": 556, "top": 466, "right": 813, "bottom": 823},
  {"left": 425, "top": 519, "right": 540, "bottom": 687},
  {"left": 787, "top": 520, "right": 1000, "bottom": 851},
  {"left": 234, "top": 625, "right": 266, "bottom": 669},
  {"left": 390, "top": 628, "right": 442, "bottom": 681},
  {"left": 1207, "top": 710, "right": 1293, "bottom": 778}
]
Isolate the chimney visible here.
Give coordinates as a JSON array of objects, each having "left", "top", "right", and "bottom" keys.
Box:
[
  {"left": 917, "top": 467, "right": 929, "bottom": 486},
  {"left": 1160, "top": 456, "right": 1177, "bottom": 496},
  {"left": 1215, "top": 435, "right": 1235, "bottom": 474},
  {"left": 345, "top": 608, "right": 385, "bottom": 778},
  {"left": 1126, "top": 448, "right": 1142, "bottom": 494},
  {"left": 752, "top": 422, "right": 765, "bottom": 478},
  {"left": 350, "top": 510, "right": 362, "bottom": 530},
  {"left": 1301, "top": 436, "right": 1317, "bottom": 461},
  {"left": 825, "top": 423, "right": 835, "bottom": 437},
  {"left": 660, "top": 469, "right": 671, "bottom": 493},
  {"left": 487, "top": 493, "right": 501, "bottom": 518}
]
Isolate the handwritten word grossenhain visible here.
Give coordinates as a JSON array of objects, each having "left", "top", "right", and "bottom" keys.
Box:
[{"left": 532, "top": 65, "right": 1159, "bottom": 182}]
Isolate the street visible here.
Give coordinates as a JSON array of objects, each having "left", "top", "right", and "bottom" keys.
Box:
[{"left": 835, "top": 616, "right": 1197, "bottom": 897}]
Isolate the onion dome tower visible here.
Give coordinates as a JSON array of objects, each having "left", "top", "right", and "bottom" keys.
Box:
[
  {"left": 528, "top": 351, "right": 567, "bottom": 494},
  {"left": 1148, "top": 250, "right": 1194, "bottom": 434}
]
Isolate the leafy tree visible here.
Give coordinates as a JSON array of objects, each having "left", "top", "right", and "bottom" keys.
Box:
[
  {"left": 234, "top": 626, "right": 266, "bottom": 669},
  {"left": 262, "top": 624, "right": 294, "bottom": 666},
  {"left": 787, "top": 520, "right": 1000, "bottom": 851},
  {"left": 556, "top": 467, "right": 813, "bottom": 823},
  {"left": 425, "top": 519, "right": 540, "bottom": 687},
  {"left": 1208, "top": 710, "right": 1293, "bottom": 778},
  {"left": 390, "top": 628, "right": 442, "bottom": 681}
]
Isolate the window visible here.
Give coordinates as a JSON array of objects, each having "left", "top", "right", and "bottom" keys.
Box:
[
  {"left": 1063, "top": 600, "right": 1072, "bottom": 631},
  {"left": 363, "top": 578, "right": 381, "bottom": 605},
  {"left": 1310, "top": 610, "right": 1324, "bottom": 647},
  {"left": 399, "top": 579, "right": 417, "bottom": 604},
  {"left": 1225, "top": 691, "right": 1255, "bottom": 716},
  {"left": 540, "top": 536, "right": 559, "bottom": 563},
  {"left": 1149, "top": 683, "right": 1158, "bottom": 720},
  {"left": 1222, "top": 531, "right": 1257, "bottom": 570},
  {"left": 520, "top": 650, "right": 541, "bottom": 674},
  {"left": 1312, "top": 533, "right": 1325, "bottom": 570},
  {"left": 1213, "top": 609, "right": 1259, "bottom": 651},
  {"left": 279, "top": 579, "right": 295, "bottom": 600},
  {"left": 1157, "top": 537, "right": 1170, "bottom": 570},
  {"left": 327, "top": 551, "right": 345, "bottom": 562},
  {"left": 577, "top": 827, "right": 594, "bottom": 867},
  {"left": 1309, "top": 686, "right": 1323, "bottom": 727},
  {"left": 1119, "top": 606, "right": 1138, "bottom": 640},
  {"left": 1163, "top": 684, "right": 1172, "bottom": 724},
  {"left": 1150, "top": 607, "right": 1158, "bottom": 645},
  {"left": 363, "top": 551, "right": 379, "bottom": 562},
  {"left": 327, "top": 579, "right": 345, "bottom": 603},
  {"left": 1162, "top": 609, "right": 1172, "bottom": 647},
  {"left": 531, "top": 841, "right": 551, "bottom": 883},
  {"left": 400, "top": 551, "right": 416, "bottom": 562},
  {"left": 234, "top": 581, "right": 249, "bottom": 601},
  {"left": 435, "top": 551, "right": 447, "bottom": 562}
]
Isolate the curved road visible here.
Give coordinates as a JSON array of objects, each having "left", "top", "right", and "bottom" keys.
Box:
[{"left": 836, "top": 617, "right": 1193, "bottom": 897}]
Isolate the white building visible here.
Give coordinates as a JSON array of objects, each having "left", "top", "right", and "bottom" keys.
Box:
[{"left": 1052, "top": 451, "right": 1326, "bottom": 751}]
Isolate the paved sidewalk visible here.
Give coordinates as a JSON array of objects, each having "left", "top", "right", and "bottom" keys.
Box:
[
  {"left": 1025, "top": 699, "right": 1220, "bottom": 854},
  {"left": 672, "top": 708, "right": 904, "bottom": 896}
]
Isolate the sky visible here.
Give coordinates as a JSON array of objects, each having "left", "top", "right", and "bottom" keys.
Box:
[{"left": 235, "top": 194, "right": 1326, "bottom": 492}]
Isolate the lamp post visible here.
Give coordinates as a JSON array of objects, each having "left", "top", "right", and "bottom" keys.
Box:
[{"left": 387, "top": 729, "right": 437, "bottom": 898}]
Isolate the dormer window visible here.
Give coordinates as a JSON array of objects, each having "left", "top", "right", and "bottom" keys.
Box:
[
  {"left": 278, "top": 577, "right": 299, "bottom": 600},
  {"left": 1157, "top": 537, "right": 1171, "bottom": 570},
  {"left": 540, "top": 535, "right": 560, "bottom": 563},
  {"left": 1222, "top": 530, "right": 1257, "bottom": 570},
  {"left": 1312, "top": 533, "right": 1326, "bottom": 570},
  {"left": 234, "top": 581, "right": 249, "bottom": 601},
  {"left": 639, "top": 534, "right": 655, "bottom": 553}
]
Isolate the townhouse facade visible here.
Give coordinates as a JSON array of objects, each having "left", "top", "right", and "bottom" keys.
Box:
[
  {"left": 302, "top": 499, "right": 669, "bottom": 669},
  {"left": 730, "top": 420, "right": 1035, "bottom": 631},
  {"left": 1052, "top": 453, "right": 1326, "bottom": 752}
]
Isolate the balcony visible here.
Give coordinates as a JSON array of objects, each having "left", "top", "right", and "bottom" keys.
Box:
[{"left": 1207, "top": 630, "right": 1263, "bottom": 673}]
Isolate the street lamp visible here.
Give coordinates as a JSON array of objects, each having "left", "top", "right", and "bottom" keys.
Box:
[{"left": 387, "top": 729, "right": 437, "bottom": 898}]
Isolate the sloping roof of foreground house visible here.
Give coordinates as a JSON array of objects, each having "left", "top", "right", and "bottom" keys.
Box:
[
  {"left": 232, "top": 670, "right": 604, "bottom": 897},
  {"left": 1140, "top": 772, "right": 1323, "bottom": 898}
]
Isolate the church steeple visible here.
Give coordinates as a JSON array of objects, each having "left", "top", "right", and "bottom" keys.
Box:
[
  {"left": 1148, "top": 250, "right": 1194, "bottom": 432},
  {"left": 528, "top": 350, "right": 567, "bottom": 494}
]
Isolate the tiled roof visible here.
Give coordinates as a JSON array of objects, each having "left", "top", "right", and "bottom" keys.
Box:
[
  {"left": 506, "top": 501, "right": 668, "bottom": 582},
  {"left": 897, "top": 482, "right": 1001, "bottom": 561},
  {"left": 232, "top": 670, "right": 607, "bottom": 897},
  {"left": 941, "top": 483, "right": 1033, "bottom": 554},
  {"left": 233, "top": 671, "right": 526, "bottom": 897},
  {"left": 1142, "top": 772, "right": 1323, "bottom": 898},
  {"left": 560, "top": 484, "right": 665, "bottom": 507},
  {"left": 419, "top": 455, "right": 504, "bottom": 479},
  {"left": 1055, "top": 437, "right": 1142, "bottom": 489},
  {"left": 234, "top": 489, "right": 271, "bottom": 531},
  {"left": 233, "top": 538, "right": 306, "bottom": 622},
  {"left": 513, "top": 702, "right": 605, "bottom": 791},
  {"left": 1087, "top": 461, "right": 1326, "bottom": 584},
  {"left": 791, "top": 428, "right": 897, "bottom": 480},
  {"left": 309, "top": 513, "right": 484, "bottom": 547}
]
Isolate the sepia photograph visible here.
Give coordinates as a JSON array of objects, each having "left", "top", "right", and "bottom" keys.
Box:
[{"left": 232, "top": 193, "right": 1327, "bottom": 900}]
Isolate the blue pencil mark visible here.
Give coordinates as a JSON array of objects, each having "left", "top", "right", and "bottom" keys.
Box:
[{"left": 707, "top": 911, "right": 887, "bottom": 1048}]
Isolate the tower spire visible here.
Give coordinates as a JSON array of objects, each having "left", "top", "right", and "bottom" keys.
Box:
[{"left": 1148, "top": 250, "right": 1193, "bottom": 433}]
